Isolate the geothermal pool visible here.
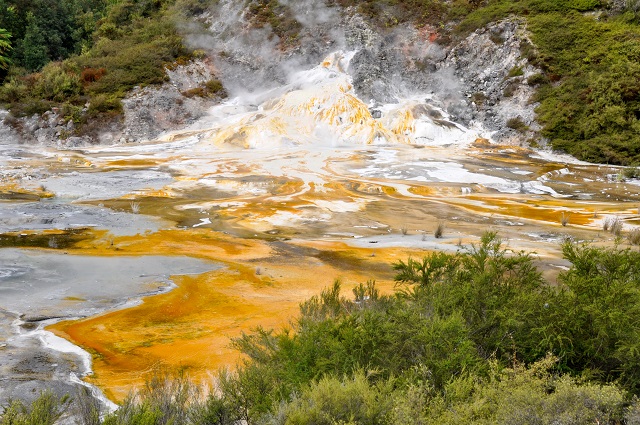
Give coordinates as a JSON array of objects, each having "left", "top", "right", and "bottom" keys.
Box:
[{"left": 1, "top": 52, "right": 639, "bottom": 404}]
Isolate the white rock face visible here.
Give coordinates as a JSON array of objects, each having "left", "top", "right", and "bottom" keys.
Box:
[
  {"left": 440, "top": 20, "right": 541, "bottom": 144},
  {"left": 1, "top": 2, "right": 542, "bottom": 148},
  {"left": 183, "top": 51, "right": 477, "bottom": 149},
  {"left": 121, "top": 58, "right": 222, "bottom": 142},
  {"left": 0, "top": 109, "right": 21, "bottom": 145}
]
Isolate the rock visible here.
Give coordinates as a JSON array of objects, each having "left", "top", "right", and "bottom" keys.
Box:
[
  {"left": 1, "top": 3, "right": 544, "bottom": 148},
  {"left": 119, "top": 58, "right": 223, "bottom": 143},
  {"left": 439, "top": 19, "right": 541, "bottom": 143},
  {"left": 0, "top": 110, "right": 22, "bottom": 145},
  {"left": 370, "top": 109, "right": 382, "bottom": 119}
]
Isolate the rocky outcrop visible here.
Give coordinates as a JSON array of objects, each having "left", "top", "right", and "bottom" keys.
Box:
[
  {"left": 440, "top": 20, "right": 541, "bottom": 144},
  {"left": 0, "top": 58, "right": 224, "bottom": 146},
  {"left": 1, "top": 3, "right": 542, "bottom": 148},
  {"left": 0, "top": 109, "right": 21, "bottom": 145},
  {"left": 341, "top": 16, "right": 540, "bottom": 145},
  {"left": 121, "top": 58, "right": 221, "bottom": 142}
]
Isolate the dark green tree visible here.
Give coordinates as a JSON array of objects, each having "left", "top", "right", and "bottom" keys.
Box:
[
  {"left": 17, "top": 12, "right": 48, "bottom": 71},
  {"left": 0, "top": 28, "right": 11, "bottom": 70}
]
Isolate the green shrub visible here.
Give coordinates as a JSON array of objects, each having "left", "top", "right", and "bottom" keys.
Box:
[
  {"left": 0, "top": 391, "right": 71, "bottom": 425},
  {"left": 33, "top": 62, "right": 81, "bottom": 102},
  {"left": 506, "top": 117, "right": 528, "bottom": 132},
  {"left": 88, "top": 94, "right": 122, "bottom": 115},
  {"left": 0, "top": 75, "right": 28, "bottom": 103},
  {"left": 507, "top": 66, "right": 524, "bottom": 78},
  {"left": 0, "top": 0, "right": 190, "bottom": 120},
  {"left": 421, "top": 356, "right": 627, "bottom": 425},
  {"left": 535, "top": 241, "right": 640, "bottom": 392},
  {"left": 270, "top": 372, "right": 394, "bottom": 425},
  {"left": 623, "top": 166, "right": 640, "bottom": 179},
  {"left": 103, "top": 371, "right": 196, "bottom": 425},
  {"left": 526, "top": 73, "right": 548, "bottom": 86}
]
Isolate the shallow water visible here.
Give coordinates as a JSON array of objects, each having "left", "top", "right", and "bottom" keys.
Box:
[{"left": 0, "top": 249, "right": 216, "bottom": 406}]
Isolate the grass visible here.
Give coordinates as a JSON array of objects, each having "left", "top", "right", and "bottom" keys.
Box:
[
  {"left": 434, "top": 221, "right": 445, "bottom": 239},
  {"left": 628, "top": 228, "right": 640, "bottom": 246},
  {"left": 560, "top": 212, "right": 570, "bottom": 227},
  {"left": 130, "top": 201, "right": 141, "bottom": 214},
  {"left": 604, "top": 216, "right": 623, "bottom": 236}
]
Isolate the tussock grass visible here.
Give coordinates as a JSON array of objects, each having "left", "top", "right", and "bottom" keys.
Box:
[{"left": 604, "top": 216, "right": 623, "bottom": 236}]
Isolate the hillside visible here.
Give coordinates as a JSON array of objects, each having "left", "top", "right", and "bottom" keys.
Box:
[{"left": 0, "top": 0, "right": 639, "bottom": 163}]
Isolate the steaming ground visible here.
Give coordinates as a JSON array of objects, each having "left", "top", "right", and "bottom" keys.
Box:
[{"left": 1, "top": 50, "right": 640, "bottom": 406}]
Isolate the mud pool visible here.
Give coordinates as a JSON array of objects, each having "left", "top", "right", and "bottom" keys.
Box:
[{"left": 1, "top": 52, "right": 640, "bottom": 405}]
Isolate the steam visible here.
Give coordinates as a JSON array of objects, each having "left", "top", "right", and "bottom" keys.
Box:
[
  {"left": 177, "top": 0, "right": 472, "bottom": 125},
  {"left": 279, "top": 0, "right": 341, "bottom": 27}
]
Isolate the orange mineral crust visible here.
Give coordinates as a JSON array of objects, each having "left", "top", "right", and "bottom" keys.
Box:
[{"left": 49, "top": 230, "right": 420, "bottom": 402}]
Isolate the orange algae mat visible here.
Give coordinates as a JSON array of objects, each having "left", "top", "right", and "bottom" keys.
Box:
[{"left": 49, "top": 229, "right": 419, "bottom": 401}]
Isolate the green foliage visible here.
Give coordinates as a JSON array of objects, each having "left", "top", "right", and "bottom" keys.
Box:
[
  {"left": 0, "top": 0, "right": 197, "bottom": 125},
  {"left": 7, "top": 234, "right": 640, "bottom": 423},
  {"left": 0, "top": 391, "right": 70, "bottom": 425},
  {"left": 327, "top": 0, "right": 466, "bottom": 28},
  {"left": 0, "top": 28, "right": 11, "bottom": 70},
  {"left": 529, "top": 12, "right": 640, "bottom": 164},
  {"left": 75, "top": 10, "right": 188, "bottom": 100},
  {"left": 534, "top": 241, "right": 640, "bottom": 392},
  {"left": 17, "top": 12, "right": 48, "bottom": 72},
  {"left": 506, "top": 117, "right": 528, "bottom": 132},
  {"left": 451, "top": 0, "right": 639, "bottom": 164},
  {"left": 421, "top": 356, "right": 627, "bottom": 424},
  {"left": 268, "top": 372, "right": 394, "bottom": 425},
  {"left": 182, "top": 78, "right": 227, "bottom": 98},
  {"left": 395, "top": 232, "right": 546, "bottom": 362},
  {"left": 103, "top": 371, "right": 197, "bottom": 425},
  {"left": 0, "top": 0, "right": 106, "bottom": 73},
  {"left": 33, "top": 62, "right": 82, "bottom": 102},
  {"left": 507, "top": 66, "right": 524, "bottom": 78},
  {"left": 228, "top": 278, "right": 480, "bottom": 420},
  {"left": 623, "top": 166, "right": 640, "bottom": 179},
  {"left": 526, "top": 73, "right": 548, "bottom": 86},
  {"left": 456, "top": 0, "right": 604, "bottom": 34}
]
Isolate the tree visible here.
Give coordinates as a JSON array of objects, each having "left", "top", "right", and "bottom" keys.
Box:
[
  {"left": 0, "top": 28, "right": 10, "bottom": 70},
  {"left": 17, "top": 12, "right": 48, "bottom": 71}
]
